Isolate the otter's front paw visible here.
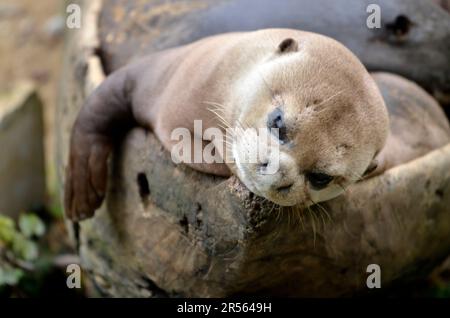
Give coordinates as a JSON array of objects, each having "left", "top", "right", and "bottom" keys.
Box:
[{"left": 64, "top": 132, "right": 111, "bottom": 221}]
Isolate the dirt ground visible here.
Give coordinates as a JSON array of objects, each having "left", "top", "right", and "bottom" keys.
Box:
[{"left": 0, "top": 0, "right": 64, "bottom": 196}]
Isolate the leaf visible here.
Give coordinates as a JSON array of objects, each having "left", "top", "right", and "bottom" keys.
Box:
[
  {"left": 0, "top": 264, "right": 24, "bottom": 286},
  {"left": 0, "top": 215, "right": 16, "bottom": 243},
  {"left": 12, "top": 233, "right": 39, "bottom": 261},
  {"left": 18, "top": 214, "right": 46, "bottom": 238},
  {"left": 21, "top": 240, "right": 39, "bottom": 261},
  {"left": 0, "top": 215, "right": 14, "bottom": 228}
]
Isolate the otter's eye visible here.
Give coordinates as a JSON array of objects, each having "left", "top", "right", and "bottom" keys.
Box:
[
  {"left": 306, "top": 172, "right": 334, "bottom": 190},
  {"left": 267, "top": 107, "right": 288, "bottom": 143}
]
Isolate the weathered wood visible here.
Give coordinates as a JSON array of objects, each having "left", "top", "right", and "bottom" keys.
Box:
[
  {"left": 56, "top": 0, "right": 450, "bottom": 297},
  {"left": 96, "top": 0, "right": 450, "bottom": 110},
  {"left": 77, "top": 129, "right": 450, "bottom": 297}
]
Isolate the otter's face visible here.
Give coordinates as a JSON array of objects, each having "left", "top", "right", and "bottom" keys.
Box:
[{"left": 231, "top": 36, "right": 389, "bottom": 207}]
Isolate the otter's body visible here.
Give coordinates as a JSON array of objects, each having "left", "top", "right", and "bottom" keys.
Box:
[
  {"left": 65, "top": 29, "right": 448, "bottom": 221},
  {"left": 372, "top": 73, "right": 450, "bottom": 174}
]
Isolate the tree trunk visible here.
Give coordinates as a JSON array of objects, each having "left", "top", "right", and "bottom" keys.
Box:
[{"left": 56, "top": 0, "right": 450, "bottom": 297}]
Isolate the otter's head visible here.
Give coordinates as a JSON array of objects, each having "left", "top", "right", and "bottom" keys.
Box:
[{"left": 230, "top": 33, "right": 389, "bottom": 207}]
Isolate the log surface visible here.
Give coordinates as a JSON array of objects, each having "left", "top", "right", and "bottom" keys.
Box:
[{"left": 56, "top": 0, "right": 450, "bottom": 297}]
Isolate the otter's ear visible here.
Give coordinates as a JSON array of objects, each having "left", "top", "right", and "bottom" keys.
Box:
[
  {"left": 363, "top": 159, "right": 378, "bottom": 177},
  {"left": 277, "top": 38, "right": 299, "bottom": 54}
]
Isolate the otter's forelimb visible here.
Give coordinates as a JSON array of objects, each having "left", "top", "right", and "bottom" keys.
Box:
[{"left": 65, "top": 67, "right": 137, "bottom": 221}]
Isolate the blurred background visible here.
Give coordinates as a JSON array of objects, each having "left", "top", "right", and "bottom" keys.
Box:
[
  {"left": 0, "top": 0, "right": 80, "bottom": 298},
  {"left": 0, "top": 0, "right": 449, "bottom": 298}
]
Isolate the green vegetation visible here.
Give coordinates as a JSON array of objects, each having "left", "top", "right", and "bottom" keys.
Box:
[{"left": 0, "top": 212, "right": 81, "bottom": 297}]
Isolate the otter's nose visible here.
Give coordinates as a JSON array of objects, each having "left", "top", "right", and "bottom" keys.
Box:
[{"left": 273, "top": 182, "right": 294, "bottom": 194}]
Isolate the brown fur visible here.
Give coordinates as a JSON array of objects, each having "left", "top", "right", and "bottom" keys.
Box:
[{"left": 372, "top": 72, "right": 450, "bottom": 174}]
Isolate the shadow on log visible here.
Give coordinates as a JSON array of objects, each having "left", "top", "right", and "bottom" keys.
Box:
[{"left": 56, "top": 0, "right": 450, "bottom": 297}]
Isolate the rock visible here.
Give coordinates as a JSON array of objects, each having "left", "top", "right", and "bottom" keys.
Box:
[
  {"left": 0, "top": 82, "right": 46, "bottom": 219},
  {"left": 30, "top": 69, "right": 50, "bottom": 85},
  {"left": 432, "top": 0, "right": 450, "bottom": 12},
  {"left": 43, "top": 15, "right": 65, "bottom": 40},
  {"left": 0, "top": 4, "right": 23, "bottom": 19}
]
